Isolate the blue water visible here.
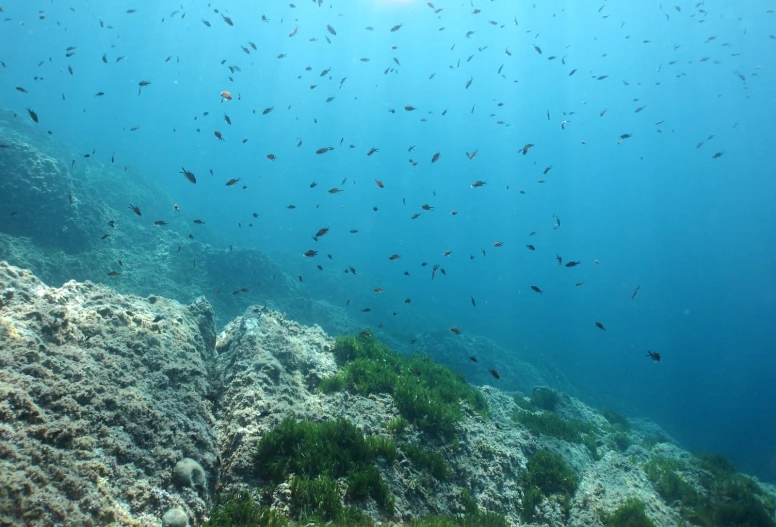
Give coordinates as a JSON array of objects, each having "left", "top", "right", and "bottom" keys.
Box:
[{"left": 2, "top": 0, "right": 775, "bottom": 481}]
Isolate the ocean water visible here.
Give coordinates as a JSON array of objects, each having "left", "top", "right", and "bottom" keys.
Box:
[{"left": 2, "top": 0, "right": 775, "bottom": 485}]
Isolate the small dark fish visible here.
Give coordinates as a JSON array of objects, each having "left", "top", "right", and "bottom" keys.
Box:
[
  {"left": 128, "top": 204, "right": 141, "bottom": 216},
  {"left": 522, "top": 144, "right": 534, "bottom": 155},
  {"left": 631, "top": 285, "right": 640, "bottom": 300},
  {"left": 646, "top": 351, "right": 661, "bottom": 362},
  {"left": 221, "top": 14, "right": 233, "bottom": 26},
  {"left": 390, "top": 23, "right": 403, "bottom": 32},
  {"left": 181, "top": 167, "right": 196, "bottom": 184},
  {"left": 532, "top": 44, "right": 542, "bottom": 54},
  {"left": 487, "top": 368, "right": 500, "bottom": 379},
  {"left": 450, "top": 328, "right": 462, "bottom": 335},
  {"left": 595, "top": 321, "right": 606, "bottom": 331},
  {"left": 326, "top": 24, "right": 337, "bottom": 35},
  {"left": 469, "top": 356, "right": 478, "bottom": 363},
  {"left": 107, "top": 271, "right": 120, "bottom": 277},
  {"left": 526, "top": 244, "right": 535, "bottom": 251},
  {"left": 225, "top": 178, "right": 241, "bottom": 186},
  {"left": 565, "top": 261, "right": 581, "bottom": 267},
  {"left": 711, "top": 151, "right": 724, "bottom": 159},
  {"left": 530, "top": 285, "right": 543, "bottom": 294},
  {"left": 26, "top": 108, "right": 39, "bottom": 123},
  {"left": 431, "top": 152, "right": 441, "bottom": 163},
  {"left": 193, "top": 219, "right": 205, "bottom": 224},
  {"left": 101, "top": 233, "right": 111, "bottom": 240},
  {"left": 471, "top": 297, "right": 476, "bottom": 307},
  {"left": 154, "top": 220, "right": 168, "bottom": 226}
]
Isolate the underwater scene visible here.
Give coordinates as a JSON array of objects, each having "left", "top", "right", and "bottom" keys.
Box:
[{"left": 1, "top": 0, "right": 775, "bottom": 525}]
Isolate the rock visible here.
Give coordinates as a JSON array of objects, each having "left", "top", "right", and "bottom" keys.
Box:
[
  {"left": 0, "top": 261, "right": 217, "bottom": 526},
  {"left": 173, "top": 458, "right": 207, "bottom": 490},
  {"left": 161, "top": 507, "right": 190, "bottom": 527},
  {"left": 2, "top": 263, "right": 775, "bottom": 527}
]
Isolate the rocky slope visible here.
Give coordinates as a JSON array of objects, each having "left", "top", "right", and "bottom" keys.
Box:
[{"left": 2, "top": 262, "right": 775, "bottom": 527}]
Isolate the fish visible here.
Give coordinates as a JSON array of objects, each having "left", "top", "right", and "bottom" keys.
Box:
[
  {"left": 128, "top": 204, "right": 142, "bottom": 216},
  {"left": 193, "top": 219, "right": 205, "bottom": 224},
  {"left": 303, "top": 250, "right": 318, "bottom": 258},
  {"left": 530, "top": 285, "right": 543, "bottom": 294},
  {"left": 471, "top": 297, "right": 476, "bottom": 307},
  {"left": 646, "top": 351, "right": 661, "bottom": 362},
  {"left": 533, "top": 44, "right": 542, "bottom": 54},
  {"left": 471, "top": 180, "right": 486, "bottom": 188},
  {"left": 450, "top": 328, "right": 462, "bottom": 335},
  {"left": 26, "top": 108, "right": 39, "bottom": 123},
  {"left": 374, "top": 179, "right": 384, "bottom": 188},
  {"left": 575, "top": 281, "right": 585, "bottom": 286},
  {"left": 469, "top": 356, "right": 478, "bottom": 363},
  {"left": 526, "top": 244, "right": 535, "bottom": 251},
  {"left": 225, "top": 178, "right": 241, "bottom": 186},
  {"left": 522, "top": 144, "right": 534, "bottom": 155},
  {"left": 221, "top": 14, "right": 233, "bottom": 26},
  {"left": 389, "top": 254, "right": 401, "bottom": 260},
  {"left": 107, "top": 271, "right": 120, "bottom": 277},
  {"left": 493, "top": 241, "right": 503, "bottom": 248},
  {"left": 431, "top": 152, "right": 441, "bottom": 163},
  {"left": 137, "top": 80, "right": 151, "bottom": 95},
  {"left": 631, "top": 285, "right": 640, "bottom": 300},
  {"left": 154, "top": 221, "right": 168, "bottom": 226},
  {"left": 214, "top": 130, "right": 225, "bottom": 141},
  {"left": 487, "top": 368, "right": 500, "bottom": 379},
  {"left": 565, "top": 261, "right": 581, "bottom": 267},
  {"left": 595, "top": 321, "right": 606, "bottom": 331},
  {"left": 327, "top": 24, "right": 337, "bottom": 36},
  {"left": 180, "top": 167, "right": 196, "bottom": 184}
]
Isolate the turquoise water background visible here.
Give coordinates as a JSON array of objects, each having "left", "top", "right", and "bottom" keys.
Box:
[{"left": 1, "top": 0, "right": 775, "bottom": 481}]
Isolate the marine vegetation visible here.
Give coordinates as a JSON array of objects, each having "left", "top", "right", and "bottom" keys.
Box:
[
  {"left": 407, "top": 511, "right": 509, "bottom": 527},
  {"left": 254, "top": 416, "right": 395, "bottom": 519},
  {"left": 512, "top": 408, "right": 601, "bottom": 459},
  {"left": 320, "top": 333, "right": 488, "bottom": 438},
  {"left": 400, "top": 441, "right": 452, "bottom": 481},
  {"left": 601, "top": 408, "right": 631, "bottom": 432},
  {"left": 643, "top": 454, "right": 776, "bottom": 527},
  {"left": 598, "top": 497, "right": 656, "bottom": 527},
  {"left": 203, "top": 492, "right": 290, "bottom": 527},
  {"left": 203, "top": 490, "right": 509, "bottom": 527},
  {"left": 530, "top": 387, "right": 560, "bottom": 411},
  {"left": 611, "top": 432, "right": 633, "bottom": 452},
  {"left": 520, "top": 449, "right": 579, "bottom": 522}
]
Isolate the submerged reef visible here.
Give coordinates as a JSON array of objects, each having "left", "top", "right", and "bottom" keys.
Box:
[{"left": 1, "top": 262, "right": 775, "bottom": 526}]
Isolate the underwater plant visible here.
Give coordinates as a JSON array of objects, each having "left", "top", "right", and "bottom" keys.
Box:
[
  {"left": 203, "top": 492, "right": 289, "bottom": 527},
  {"left": 611, "top": 432, "right": 633, "bottom": 452},
  {"left": 520, "top": 449, "right": 579, "bottom": 522},
  {"left": 512, "top": 408, "right": 600, "bottom": 459},
  {"left": 530, "top": 387, "right": 560, "bottom": 411},
  {"left": 598, "top": 497, "right": 656, "bottom": 527},
  {"left": 401, "top": 441, "right": 452, "bottom": 481},
  {"left": 601, "top": 408, "right": 631, "bottom": 432},
  {"left": 321, "top": 332, "right": 488, "bottom": 438},
  {"left": 644, "top": 455, "right": 776, "bottom": 527},
  {"left": 254, "top": 416, "right": 395, "bottom": 516}
]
